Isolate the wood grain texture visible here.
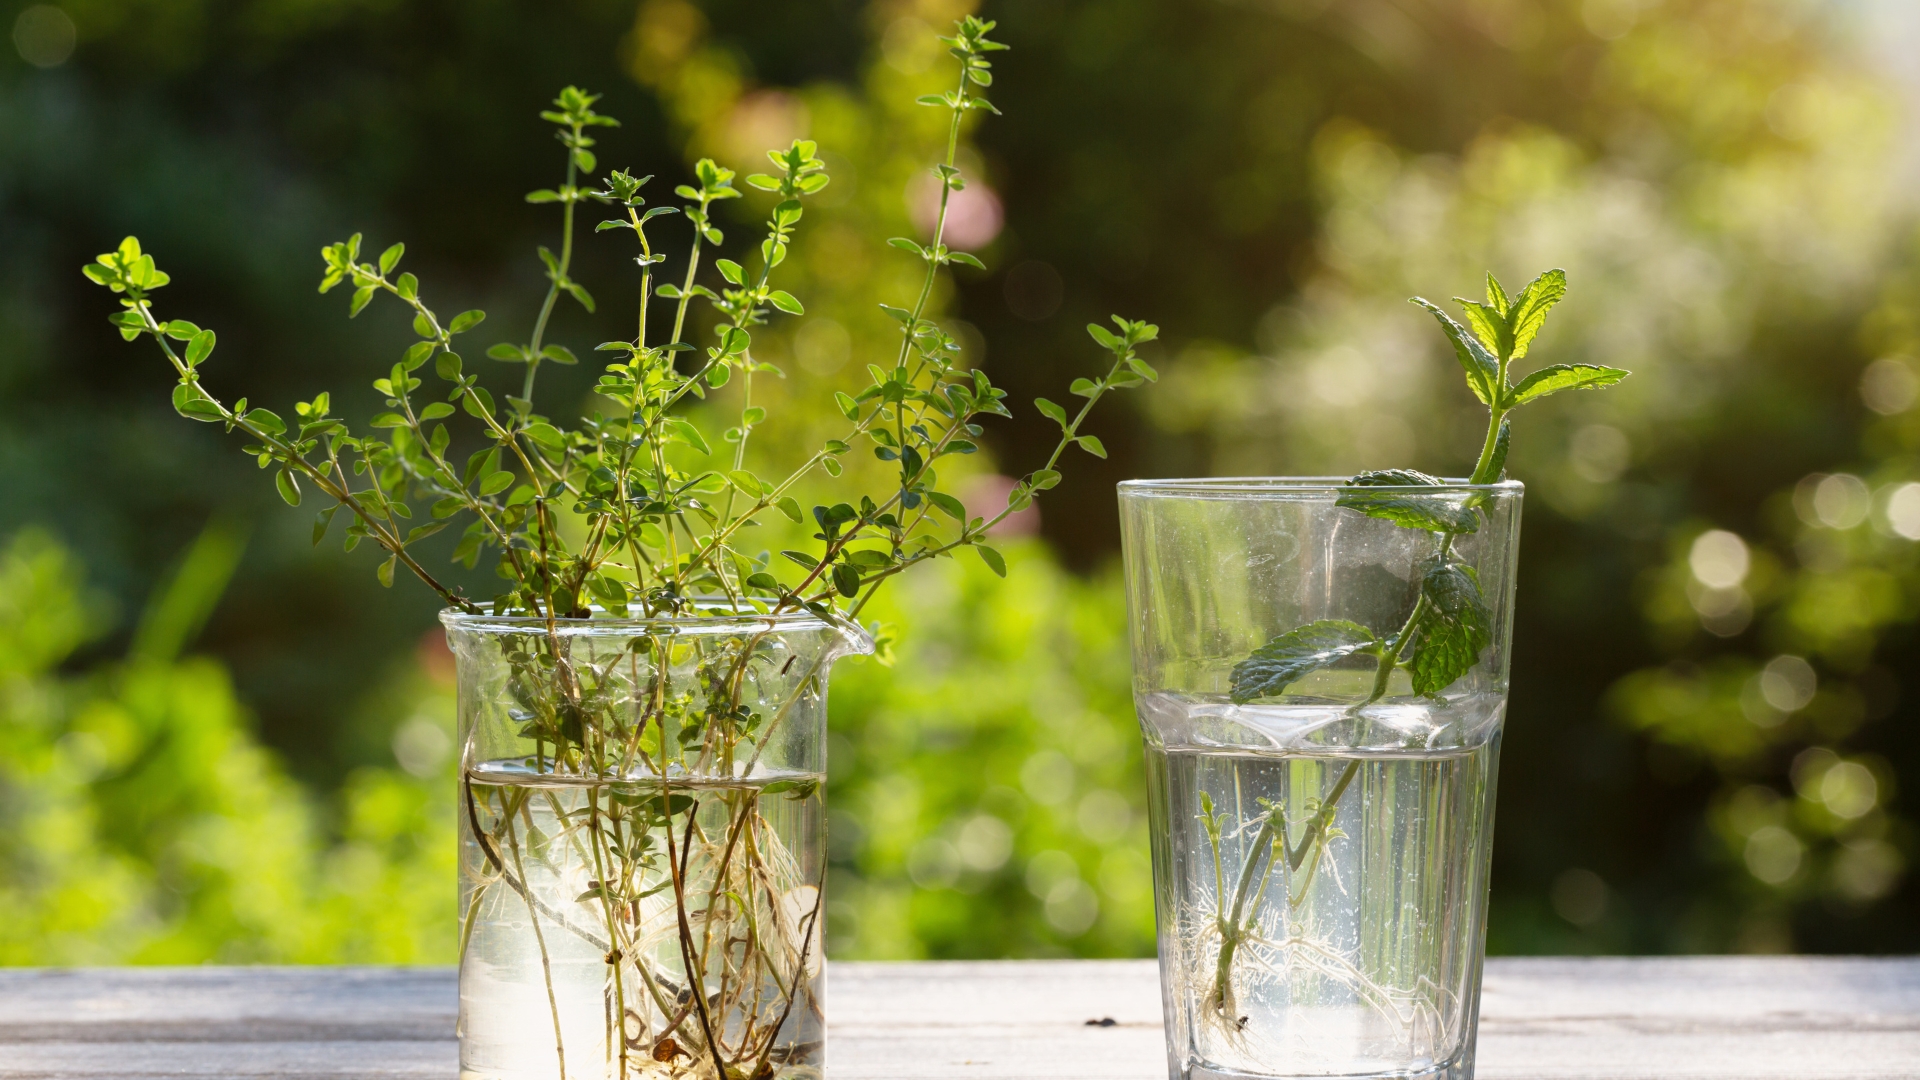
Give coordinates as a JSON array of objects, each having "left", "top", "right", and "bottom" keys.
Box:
[{"left": 0, "top": 957, "right": 1913, "bottom": 1079}]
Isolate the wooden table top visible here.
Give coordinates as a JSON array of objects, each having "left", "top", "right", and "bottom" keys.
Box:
[{"left": 0, "top": 957, "right": 1913, "bottom": 1079}]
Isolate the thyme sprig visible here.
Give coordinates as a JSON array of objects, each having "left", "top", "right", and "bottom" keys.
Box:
[{"left": 83, "top": 16, "right": 1151, "bottom": 629}]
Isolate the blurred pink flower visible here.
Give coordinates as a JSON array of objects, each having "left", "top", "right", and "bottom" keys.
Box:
[
  {"left": 908, "top": 172, "right": 1003, "bottom": 250},
  {"left": 960, "top": 474, "right": 1039, "bottom": 538}
]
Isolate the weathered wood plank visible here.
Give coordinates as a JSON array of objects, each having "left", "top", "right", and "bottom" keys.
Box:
[{"left": 0, "top": 958, "right": 1914, "bottom": 1079}]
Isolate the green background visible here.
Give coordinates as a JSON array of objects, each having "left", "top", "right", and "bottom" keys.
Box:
[{"left": 1, "top": 0, "right": 1915, "bottom": 961}]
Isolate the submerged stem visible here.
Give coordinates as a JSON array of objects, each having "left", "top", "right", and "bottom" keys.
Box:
[
  {"left": 1207, "top": 758, "right": 1362, "bottom": 1021},
  {"left": 503, "top": 805, "right": 567, "bottom": 1079}
]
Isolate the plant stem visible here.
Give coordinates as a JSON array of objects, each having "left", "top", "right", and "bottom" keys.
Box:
[
  {"left": 524, "top": 120, "right": 583, "bottom": 405},
  {"left": 503, "top": 806, "right": 567, "bottom": 1080},
  {"left": 1207, "top": 759, "right": 1361, "bottom": 1019}
]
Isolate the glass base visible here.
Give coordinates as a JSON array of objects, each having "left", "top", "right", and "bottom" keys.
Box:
[{"left": 1181, "top": 1046, "right": 1474, "bottom": 1080}]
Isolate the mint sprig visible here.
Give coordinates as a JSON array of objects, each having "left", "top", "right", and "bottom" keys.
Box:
[
  {"left": 1210, "top": 268, "right": 1625, "bottom": 1034},
  {"left": 1227, "top": 268, "right": 1627, "bottom": 706}
]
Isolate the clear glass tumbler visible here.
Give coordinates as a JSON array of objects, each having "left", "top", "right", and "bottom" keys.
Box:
[{"left": 1118, "top": 478, "right": 1522, "bottom": 1080}]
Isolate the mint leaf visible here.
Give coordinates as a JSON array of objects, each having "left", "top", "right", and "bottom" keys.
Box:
[
  {"left": 1457, "top": 299, "right": 1511, "bottom": 360},
  {"left": 1483, "top": 272, "right": 1509, "bottom": 316},
  {"left": 1411, "top": 298, "right": 1498, "bottom": 405},
  {"left": 1407, "top": 562, "right": 1491, "bottom": 697},
  {"left": 1230, "top": 620, "right": 1379, "bottom": 703},
  {"left": 1506, "top": 268, "right": 1567, "bottom": 361},
  {"left": 1337, "top": 470, "right": 1478, "bottom": 534},
  {"left": 1505, "top": 363, "right": 1628, "bottom": 407}
]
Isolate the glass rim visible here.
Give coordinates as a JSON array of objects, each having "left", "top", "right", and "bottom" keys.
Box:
[
  {"left": 439, "top": 601, "right": 871, "bottom": 644},
  {"left": 1116, "top": 475, "right": 1524, "bottom": 498}
]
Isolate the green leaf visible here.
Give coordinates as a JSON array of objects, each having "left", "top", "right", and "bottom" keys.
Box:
[
  {"left": 449, "top": 309, "right": 486, "bottom": 334},
  {"left": 1506, "top": 268, "right": 1567, "bottom": 362},
  {"left": 376, "top": 554, "right": 397, "bottom": 588},
  {"left": 1229, "top": 620, "right": 1380, "bottom": 703},
  {"left": 975, "top": 544, "right": 1007, "bottom": 578},
  {"left": 185, "top": 330, "right": 216, "bottom": 367},
  {"left": 1029, "top": 469, "right": 1062, "bottom": 491},
  {"left": 768, "top": 290, "right": 804, "bottom": 315},
  {"left": 1484, "top": 272, "right": 1509, "bottom": 316},
  {"left": 776, "top": 497, "right": 803, "bottom": 523},
  {"left": 462, "top": 385, "right": 496, "bottom": 419},
  {"left": 1077, "top": 435, "right": 1107, "bottom": 459},
  {"left": 665, "top": 418, "right": 711, "bottom": 456},
  {"left": 1034, "top": 397, "right": 1068, "bottom": 425},
  {"left": 832, "top": 562, "right": 862, "bottom": 598},
  {"left": 171, "top": 382, "right": 225, "bottom": 422},
  {"left": 781, "top": 549, "right": 820, "bottom": 570},
  {"left": 379, "top": 243, "right": 405, "bottom": 275},
  {"left": 1504, "top": 363, "right": 1628, "bottom": 408},
  {"left": 1069, "top": 377, "right": 1099, "bottom": 398},
  {"left": 1411, "top": 298, "right": 1498, "bottom": 406},
  {"left": 246, "top": 408, "right": 287, "bottom": 436},
  {"left": 563, "top": 280, "right": 595, "bottom": 312},
  {"left": 540, "top": 344, "right": 578, "bottom": 365},
  {"left": 949, "top": 251, "right": 986, "bottom": 270},
  {"left": 728, "top": 469, "right": 765, "bottom": 496},
  {"left": 1336, "top": 470, "right": 1478, "bottom": 534},
  {"left": 524, "top": 422, "right": 566, "bottom": 451},
  {"left": 349, "top": 286, "right": 376, "bottom": 317},
  {"left": 312, "top": 505, "right": 339, "bottom": 546},
  {"left": 407, "top": 521, "right": 450, "bottom": 544},
  {"left": 1458, "top": 301, "right": 1511, "bottom": 361},
  {"left": 479, "top": 471, "right": 515, "bottom": 496},
  {"left": 275, "top": 470, "right": 302, "bottom": 507},
  {"left": 927, "top": 490, "right": 967, "bottom": 521},
  {"left": 1086, "top": 323, "right": 1121, "bottom": 350},
  {"left": 487, "top": 343, "right": 525, "bottom": 362},
  {"left": 1408, "top": 562, "right": 1492, "bottom": 696},
  {"left": 715, "top": 259, "right": 746, "bottom": 285}
]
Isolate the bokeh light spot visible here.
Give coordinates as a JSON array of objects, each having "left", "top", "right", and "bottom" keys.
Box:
[
  {"left": 1759, "top": 655, "right": 1817, "bottom": 713},
  {"left": 1883, "top": 482, "right": 1920, "bottom": 539},
  {"left": 1689, "top": 529, "right": 1750, "bottom": 589},
  {"left": 1813, "top": 473, "right": 1871, "bottom": 529},
  {"left": 1860, "top": 356, "right": 1919, "bottom": 415},
  {"left": 12, "top": 5, "right": 74, "bottom": 68},
  {"left": 1744, "top": 825, "right": 1804, "bottom": 885}
]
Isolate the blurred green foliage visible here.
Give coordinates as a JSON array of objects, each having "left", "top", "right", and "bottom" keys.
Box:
[
  {"left": 0, "top": 525, "right": 454, "bottom": 962},
  {"left": 5, "top": 0, "right": 1920, "bottom": 964}
]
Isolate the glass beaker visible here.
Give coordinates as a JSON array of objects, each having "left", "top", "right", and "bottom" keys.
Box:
[{"left": 445, "top": 605, "right": 872, "bottom": 1080}]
